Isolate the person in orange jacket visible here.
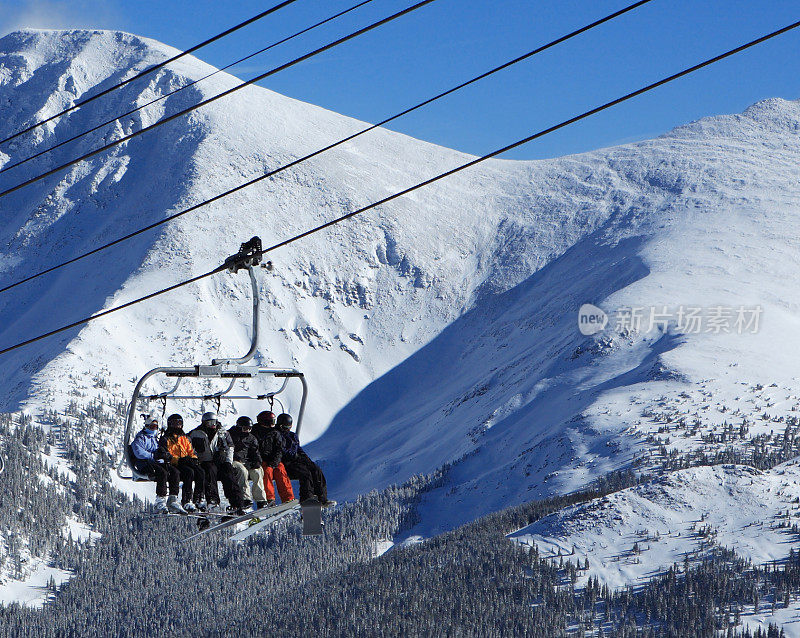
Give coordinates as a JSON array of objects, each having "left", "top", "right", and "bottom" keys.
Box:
[
  {"left": 253, "top": 411, "right": 295, "bottom": 505},
  {"left": 160, "top": 413, "right": 206, "bottom": 512}
]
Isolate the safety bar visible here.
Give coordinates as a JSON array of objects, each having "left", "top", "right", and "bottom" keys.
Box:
[
  {"left": 155, "top": 375, "right": 289, "bottom": 403},
  {"left": 146, "top": 377, "right": 182, "bottom": 400}
]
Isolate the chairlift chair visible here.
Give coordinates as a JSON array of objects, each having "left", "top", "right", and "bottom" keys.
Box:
[{"left": 117, "top": 237, "right": 308, "bottom": 481}]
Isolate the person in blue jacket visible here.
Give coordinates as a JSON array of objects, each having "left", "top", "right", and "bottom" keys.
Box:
[{"left": 131, "top": 415, "right": 184, "bottom": 514}]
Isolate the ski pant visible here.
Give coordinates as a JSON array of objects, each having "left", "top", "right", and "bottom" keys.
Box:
[
  {"left": 232, "top": 461, "right": 267, "bottom": 503},
  {"left": 262, "top": 462, "right": 295, "bottom": 502},
  {"left": 216, "top": 461, "right": 245, "bottom": 508},
  {"left": 133, "top": 458, "right": 179, "bottom": 498},
  {"left": 198, "top": 461, "right": 220, "bottom": 504},
  {"left": 176, "top": 457, "right": 205, "bottom": 505},
  {"left": 283, "top": 456, "right": 327, "bottom": 503}
]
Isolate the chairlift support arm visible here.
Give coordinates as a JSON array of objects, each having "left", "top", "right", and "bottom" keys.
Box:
[{"left": 213, "top": 236, "right": 272, "bottom": 366}]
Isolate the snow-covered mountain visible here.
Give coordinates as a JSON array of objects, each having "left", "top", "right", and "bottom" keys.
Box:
[
  {"left": 312, "top": 93, "right": 800, "bottom": 534},
  {"left": 2, "top": 28, "right": 800, "bottom": 558},
  {"left": 0, "top": 28, "right": 586, "bottom": 440},
  {"left": 511, "top": 462, "right": 800, "bottom": 587},
  {"left": 510, "top": 462, "right": 800, "bottom": 636}
]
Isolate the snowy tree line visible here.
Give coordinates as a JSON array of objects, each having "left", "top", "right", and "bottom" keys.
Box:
[
  {"left": 0, "top": 415, "right": 75, "bottom": 577},
  {"left": 0, "top": 408, "right": 794, "bottom": 636}
]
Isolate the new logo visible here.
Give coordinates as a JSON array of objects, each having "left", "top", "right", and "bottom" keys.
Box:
[{"left": 577, "top": 304, "right": 608, "bottom": 336}]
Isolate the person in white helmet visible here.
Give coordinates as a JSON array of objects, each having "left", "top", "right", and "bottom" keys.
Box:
[{"left": 189, "top": 412, "right": 246, "bottom": 513}]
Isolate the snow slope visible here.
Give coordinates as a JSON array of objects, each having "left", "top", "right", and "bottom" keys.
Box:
[
  {"left": 311, "top": 95, "right": 800, "bottom": 533},
  {"left": 0, "top": 29, "right": 599, "bottom": 441},
  {"left": 0, "top": 558, "right": 70, "bottom": 608},
  {"left": 510, "top": 462, "right": 800, "bottom": 637},
  {"left": 1, "top": 30, "right": 800, "bottom": 548},
  {"left": 510, "top": 463, "right": 800, "bottom": 589}
]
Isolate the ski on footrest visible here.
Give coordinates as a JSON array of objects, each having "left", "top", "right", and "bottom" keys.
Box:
[
  {"left": 146, "top": 510, "right": 232, "bottom": 521},
  {"left": 182, "top": 499, "right": 299, "bottom": 541},
  {"left": 163, "top": 510, "right": 232, "bottom": 518},
  {"left": 230, "top": 504, "right": 301, "bottom": 541}
]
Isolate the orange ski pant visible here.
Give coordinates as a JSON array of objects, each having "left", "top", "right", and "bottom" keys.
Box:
[{"left": 262, "top": 462, "right": 295, "bottom": 502}]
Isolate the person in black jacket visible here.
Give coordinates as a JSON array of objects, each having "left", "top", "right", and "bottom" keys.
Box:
[
  {"left": 228, "top": 416, "right": 268, "bottom": 508},
  {"left": 188, "top": 412, "right": 223, "bottom": 508},
  {"left": 276, "top": 413, "right": 331, "bottom": 506},
  {"left": 253, "top": 411, "right": 295, "bottom": 504},
  {"left": 188, "top": 412, "right": 247, "bottom": 513}
]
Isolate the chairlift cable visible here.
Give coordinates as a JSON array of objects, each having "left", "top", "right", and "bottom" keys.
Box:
[
  {"left": 253, "top": 17, "right": 800, "bottom": 255},
  {"left": 0, "top": 0, "right": 378, "bottom": 177},
  {"left": 0, "top": 18, "right": 797, "bottom": 358},
  {"left": 0, "top": 0, "right": 438, "bottom": 202},
  {"left": 0, "top": 0, "right": 653, "bottom": 296}
]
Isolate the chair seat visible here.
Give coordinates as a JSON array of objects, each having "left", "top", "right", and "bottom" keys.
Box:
[{"left": 127, "top": 445, "right": 157, "bottom": 481}]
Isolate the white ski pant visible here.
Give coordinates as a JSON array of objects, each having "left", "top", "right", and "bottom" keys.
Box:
[{"left": 232, "top": 461, "right": 267, "bottom": 503}]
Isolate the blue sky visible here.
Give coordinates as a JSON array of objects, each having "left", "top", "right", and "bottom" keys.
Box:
[{"left": 1, "top": 0, "right": 799, "bottom": 160}]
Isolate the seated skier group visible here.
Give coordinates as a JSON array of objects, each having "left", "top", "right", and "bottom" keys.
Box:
[{"left": 130, "top": 409, "right": 331, "bottom": 515}]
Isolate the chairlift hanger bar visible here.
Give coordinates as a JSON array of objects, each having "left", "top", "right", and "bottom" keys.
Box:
[
  {"left": 119, "top": 254, "right": 308, "bottom": 480},
  {"left": 215, "top": 237, "right": 273, "bottom": 366}
]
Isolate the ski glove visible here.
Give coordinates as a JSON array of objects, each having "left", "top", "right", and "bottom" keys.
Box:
[{"left": 153, "top": 447, "right": 172, "bottom": 463}]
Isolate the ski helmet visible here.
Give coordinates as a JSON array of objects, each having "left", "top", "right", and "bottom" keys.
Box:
[
  {"left": 201, "top": 411, "right": 217, "bottom": 424},
  {"left": 257, "top": 411, "right": 276, "bottom": 427},
  {"left": 167, "top": 414, "right": 184, "bottom": 429},
  {"left": 276, "top": 413, "right": 293, "bottom": 429},
  {"left": 143, "top": 414, "right": 159, "bottom": 428},
  {"left": 236, "top": 416, "right": 253, "bottom": 430}
]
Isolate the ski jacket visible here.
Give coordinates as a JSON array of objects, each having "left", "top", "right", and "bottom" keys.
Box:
[
  {"left": 280, "top": 429, "right": 304, "bottom": 460},
  {"left": 188, "top": 426, "right": 217, "bottom": 463},
  {"left": 228, "top": 425, "right": 262, "bottom": 469},
  {"left": 131, "top": 427, "right": 161, "bottom": 462},
  {"left": 159, "top": 427, "right": 196, "bottom": 465},
  {"left": 213, "top": 430, "right": 235, "bottom": 465},
  {"left": 252, "top": 424, "right": 283, "bottom": 468}
]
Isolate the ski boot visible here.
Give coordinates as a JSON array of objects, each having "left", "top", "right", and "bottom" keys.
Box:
[{"left": 167, "top": 495, "right": 187, "bottom": 515}]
